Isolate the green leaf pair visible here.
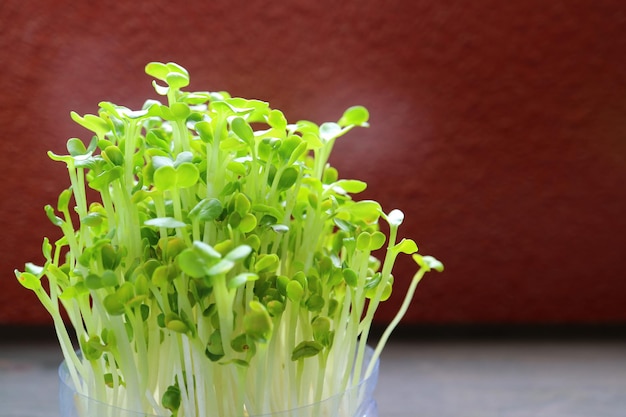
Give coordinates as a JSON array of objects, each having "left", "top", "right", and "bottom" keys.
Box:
[{"left": 153, "top": 162, "right": 199, "bottom": 191}]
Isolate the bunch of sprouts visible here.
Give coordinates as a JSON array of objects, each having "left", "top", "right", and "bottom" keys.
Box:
[{"left": 16, "top": 62, "right": 442, "bottom": 417}]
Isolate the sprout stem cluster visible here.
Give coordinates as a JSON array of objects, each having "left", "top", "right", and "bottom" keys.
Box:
[{"left": 16, "top": 62, "right": 442, "bottom": 417}]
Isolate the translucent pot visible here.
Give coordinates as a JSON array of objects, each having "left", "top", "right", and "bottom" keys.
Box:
[{"left": 59, "top": 347, "right": 379, "bottom": 417}]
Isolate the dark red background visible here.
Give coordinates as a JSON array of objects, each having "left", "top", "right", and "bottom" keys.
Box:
[{"left": 1, "top": 1, "right": 625, "bottom": 326}]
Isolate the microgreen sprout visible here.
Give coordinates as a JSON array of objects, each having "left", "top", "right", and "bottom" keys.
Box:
[{"left": 16, "top": 62, "right": 442, "bottom": 417}]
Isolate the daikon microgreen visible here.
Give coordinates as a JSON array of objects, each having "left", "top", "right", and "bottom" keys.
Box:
[{"left": 15, "top": 62, "right": 442, "bottom": 417}]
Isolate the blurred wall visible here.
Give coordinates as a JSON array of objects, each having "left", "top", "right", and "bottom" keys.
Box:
[{"left": 1, "top": 1, "right": 625, "bottom": 326}]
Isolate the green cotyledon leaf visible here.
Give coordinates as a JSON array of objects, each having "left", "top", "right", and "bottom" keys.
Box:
[
  {"left": 337, "top": 105, "right": 369, "bottom": 127},
  {"left": 394, "top": 238, "right": 418, "bottom": 255},
  {"left": 339, "top": 200, "right": 382, "bottom": 224},
  {"left": 291, "top": 341, "right": 323, "bottom": 361},
  {"left": 231, "top": 117, "right": 254, "bottom": 145},
  {"left": 15, "top": 271, "right": 41, "bottom": 291},
  {"left": 412, "top": 254, "right": 444, "bottom": 272},
  {"left": 177, "top": 248, "right": 209, "bottom": 278},
  {"left": 153, "top": 162, "right": 199, "bottom": 190},
  {"left": 244, "top": 301, "right": 273, "bottom": 342},
  {"left": 71, "top": 111, "right": 110, "bottom": 137},
  {"left": 189, "top": 198, "right": 224, "bottom": 222}
]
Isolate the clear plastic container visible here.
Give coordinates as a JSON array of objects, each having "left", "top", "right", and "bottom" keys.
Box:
[{"left": 59, "top": 347, "right": 379, "bottom": 417}]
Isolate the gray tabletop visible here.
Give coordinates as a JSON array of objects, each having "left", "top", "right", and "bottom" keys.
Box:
[{"left": 1, "top": 339, "right": 625, "bottom": 417}]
